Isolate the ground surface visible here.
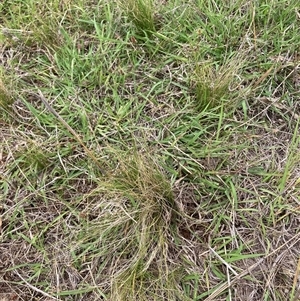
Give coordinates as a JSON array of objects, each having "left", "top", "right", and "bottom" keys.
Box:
[{"left": 1, "top": 0, "right": 300, "bottom": 300}]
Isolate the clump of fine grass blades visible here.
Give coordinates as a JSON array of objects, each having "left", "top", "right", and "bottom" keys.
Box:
[
  {"left": 0, "top": 75, "right": 14, "bottom": 121},
  {"left": 74, "top": 151, "right": 183, "bottom": 300},
  {"left": 12, "top": 142, "right": 50, "bottom": 175},
  {"left": 192, "top": 60, "right": 240, "bottom": 111},
  {"left": 1, "top": 1, "right": 69, "bottom": 48},
  {"left": 0, "top": 77, "right": 13, "bottom": 111},
  {"left": 118, "top": 0, "right": 157, "bottom": 34}
]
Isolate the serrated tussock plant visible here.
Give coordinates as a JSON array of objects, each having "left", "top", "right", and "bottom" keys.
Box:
[
  {"left": 0, "top": 77, "right": 13, "bottom": 111},
  {"left": 192, "top": 60, "right": 240, "bottom": 111},
  {"left": 75, "top": 151, "right": 181, "bottom": 300},
  {"left": 118, "top": 0, "right": 156, "bottom": 34}
]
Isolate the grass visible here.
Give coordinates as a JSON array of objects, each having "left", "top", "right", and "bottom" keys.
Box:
[
  {"left": 192, "top": 58, "right": 241, "bottom": 111},
  {"left": 118, "top": 0, "right": 157, "bottom": 34},
  {"left": 0, "top": 0, "right": 300, "bottom": 300}
]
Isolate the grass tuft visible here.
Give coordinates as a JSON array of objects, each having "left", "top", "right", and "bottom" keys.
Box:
[
  {"left": 0, "top": 75, "right": 13, "bottom": 113},
  {"left": 192, "top": 58, "right": 242, "bottom": 111},
  {"left": 118, "top": 0, "right": 157, "bottom": 35},
  {"left": 74, "top": 150, "right": 181, "bottom": 300}
]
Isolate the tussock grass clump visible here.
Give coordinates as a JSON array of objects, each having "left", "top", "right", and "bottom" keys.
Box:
[
  {"left": 74, "top": 151, "right": 183, "bottom": 300},
  {"left": 12, "top": 142, "right": 50, "bottom": 174},
  {"left": 0, "top": 74, "right": 14, "bottom": 121},
  {"left": 0, "top": 77, "right": 13, "bottom": 111},
  {"left": 192, "top": 59, "right": 241, "bottom": 111},
  {"left": 118, "top": 0, "right": 157, "bottom": 34}
]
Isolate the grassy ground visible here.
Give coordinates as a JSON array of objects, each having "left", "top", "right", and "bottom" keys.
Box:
[{"left": 1, "top": 0, "right": 300, "bottom": 300}]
